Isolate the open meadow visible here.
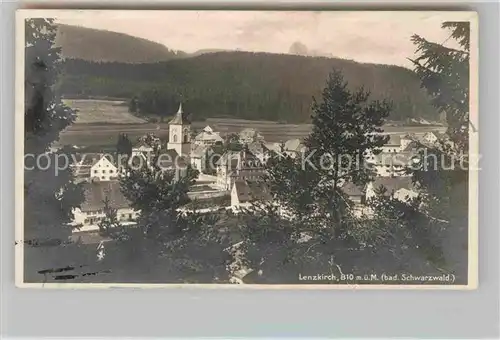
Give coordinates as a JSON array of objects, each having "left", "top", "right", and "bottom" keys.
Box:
[{"left": 63, "top": 99, "right": 147, "bottom": 124}]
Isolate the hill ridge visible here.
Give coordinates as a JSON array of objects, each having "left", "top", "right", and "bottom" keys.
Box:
[{"left": 55, "top": 24, "right": 188, "bottom": 63}]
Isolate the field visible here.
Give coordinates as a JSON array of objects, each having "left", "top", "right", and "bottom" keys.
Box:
[
  {"left": 57, "top": 99, "right": 446, "bottom": 149},
  {"left": 64, "top": 99, "right": 147, "bottom": 124}
]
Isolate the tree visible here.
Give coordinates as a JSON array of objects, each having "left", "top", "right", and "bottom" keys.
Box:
[
  {"left": 128, "top": 96, "right": 138, "bottom": 114},
  {"left": 24, "top": 18, "right": 84, "bottom": 281},
  {"left": 137, "top": 133, "right": 161, "bottom": 151},
  {"left": 304, "top": 70, "right": 390, "bottom": 234},
  {"left": 98, "top": 196, "right": 128, "bottom": 242},
  {"left": 223, "top": 133, "right": 243, "bottom": 152},
  {"left": 410, "top": 22, "right": 470, "bottom": 152},
  {"left": 116, "top": 133, "right": 133, "bottom": 156},
  {"left": 190, "top": 127, "right": 200, "bottom": 141},
  {"left": 364, "top": 186, "right": 445, "bottom": 267},
  {"left": 407, "top": 22, "right": 471, "bottom": 281}
]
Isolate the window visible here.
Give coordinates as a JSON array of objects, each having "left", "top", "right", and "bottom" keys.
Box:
[
  {"left": 109, "top": 170, "right": 113, "bottom": 173},
  {"left": 84, "top": 218, "right": 89, "bottom": 224},
  {"left": 102, "top": 170, "right": 107, "bottom": 173},
  {"left": 173, "top": 135, "right": 178, "bottom": 142},
  {"left": 94, "top": 170, "right": 98, "bottom": 174},
  {"left": 184, "top": 134, "right": 188, "bottom": 143},
  {"left": 101, "top": 176, "right": 105, "bottom": 180}
]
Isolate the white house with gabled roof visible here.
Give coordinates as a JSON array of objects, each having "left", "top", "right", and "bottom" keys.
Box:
[
  {"left": 90, "top": 154, "right": 118, "bottom": 182},
  {"left": 194, "top": 125, "right": 223, "bottom": 147}
]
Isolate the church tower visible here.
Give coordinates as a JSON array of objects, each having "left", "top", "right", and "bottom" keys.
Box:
[{"left": 167, "top": 102, "right": 191, "bottom": 157}]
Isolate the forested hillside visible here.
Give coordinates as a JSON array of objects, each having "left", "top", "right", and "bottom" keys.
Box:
[
  {"left": 55, "top": 24, "right": 187, "bottom": 63},
  {"left": 58, "top": 51, "right": 438, "bottom": 123}
]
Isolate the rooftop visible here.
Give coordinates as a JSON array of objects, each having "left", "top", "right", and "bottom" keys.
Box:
[
  {"left": 370, "top": 177, "right": 416, "bottom": 196},
  {"left": 385, "top": 135, "right": 402, "bottom": 146},
  {"left": 284, "top": 138, "right": 305, "bottom": 152},
  {"left": 80, "top": 181, "right": 130, "bottom": 212},
  {"left": 191, "top": 145, "right": 210, "bottom": 158},
  {"left": 341, "top": 182, "right": 365, "bottom": 197},
  {"left": 157, "top": 148, "right": 188, "bottom": 168},
  {"left": 72, "top": 153, "right": 115, "bottom": 167},
  {"left": 233, "top": 180, "right": 272, "bottom": 202},
  {"left": 169, "top": 102, "right": 191, "bottom": 125},
  {"left": 195, "top": 130, "right": 223, "bottom": 142}
]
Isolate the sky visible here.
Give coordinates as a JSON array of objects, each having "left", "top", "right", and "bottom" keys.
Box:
[{"left": 56, "top": 11, "right": 474, "bottom": 68}]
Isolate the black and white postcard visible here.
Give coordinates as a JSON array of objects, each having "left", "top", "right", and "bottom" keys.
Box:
[{"left": 16, "top": 10, "right": 478, "bottom": 288}]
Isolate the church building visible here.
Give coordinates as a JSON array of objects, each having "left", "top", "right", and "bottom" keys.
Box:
[{"left": 167, "top": 103, "right": 191, "bottom": 157}]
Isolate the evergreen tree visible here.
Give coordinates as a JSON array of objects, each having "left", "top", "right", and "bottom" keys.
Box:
[
  {"left": 24, "top": 18, "right": 84, "bottom": 281},
  {"left": 116, "top": 133, "right": 133, "bottom": 156},
  {"left": 406, "top": 21, "right": 471, "bottom": 281},
  {"left": 410, "top": 22, "right": 470, "bottom": 152},
  {"left": 223, "top": 133, "right": 243, "bottom": 152},
  {"left": 137, "top": 133, "right": 161, "bottom": 151},
  {"left": 304, "top": 70, "right": 390, "bottom": 233},
  {"left": 128, "top": 96, "right": 138, "bottom": 114},
  {"left": 98, "top": 196, "right": 127, "bottom": 242}
]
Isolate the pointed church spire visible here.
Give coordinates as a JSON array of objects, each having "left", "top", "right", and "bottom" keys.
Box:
[{"left": 169, "top": 101, "right": 190, "bottom": 125}]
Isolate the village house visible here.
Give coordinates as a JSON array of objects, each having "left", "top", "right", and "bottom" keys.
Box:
[
  {"left": 190, "top": 144, "right": 213, "bottom": 172},
  {"left": 282, "top": 138, "right": 307, "bottom": 158},
  {"left": 230, "top": 180, "right": 272, "bottom": 208},
  {"left": 381, "top": 135, "right": 402, "bottom": 153},
  {"left": 90, "top": 154, "right": 119, "bottom": 181},
  {"left": 193, "top": 125, "right": 223, "bottom": 146},
  {"left": 239, "top": 128, "right": 264, "bottom": 144},
  {"left": 246, "top": 141, "right": 275, "bottom": 164},
  {"left": 71, "top": 153, "right": 118, "bottom": 182},
  {"left": 155, "top": 148, "right": 189, "bottom": 180},
  {"left": 338, "top": 177, "right": 418, "bottom": 218},
  {"left": 369, "top": 152, "right": 418, "bottom": 177},
  {"left": 422, "top": 131, "right": 440, "bottom": 144},
  {"left": 264, "top": 142, "right": 281, "bottom": 153},
  {"left": 341, "top": 181, "right": 370, "bottom": 217},
  {"left": 216, "top": 148, "right": 265, "bottom": 190},
  {"left": 421, "top": 131, "right": 451, "bottom": 146},
  {"left": 341, "top": 182, "right": 366, "bottom": 205},
  {"left": 400, "top": 134, "right": 416, "bottom": 151},
  {"left": 365, "top": 177, "right": 418, "bottom": 202},
  {"left": 131, "top": 142, "right": 154, "bottom": 159},
  {"left": 71, "top": 181, "right": 138, "bottom": 232}
]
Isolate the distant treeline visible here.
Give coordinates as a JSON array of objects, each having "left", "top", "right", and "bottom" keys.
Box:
[{"left": 58, "top": 51, "right": 438, "bottom": 123}]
